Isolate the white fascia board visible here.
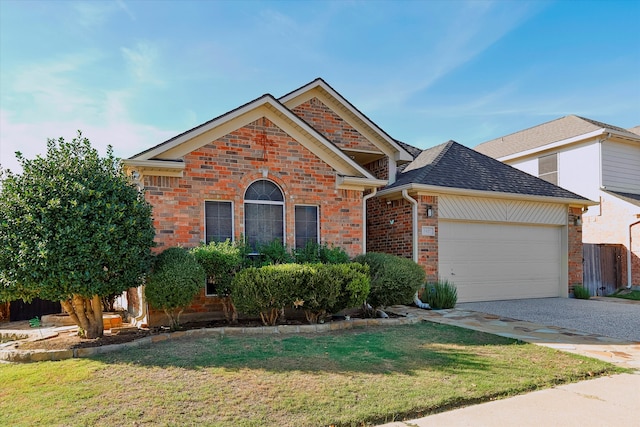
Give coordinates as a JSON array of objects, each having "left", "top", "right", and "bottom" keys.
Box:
[
  {"left": 131, "top": 94, "right": 377, "bottom": 180},
  {"left": 337, "top": 175, "right": 387, "bottom": 191},
  {"left": 497, "top": 129, "right": 605, "bottom": 162},
  {"left": 377, "top": 183, "right": 598, "bottom": 207},
  {"left": 122, "top": 159, "right": 185, "bottom": 177},
  {"left": 131, "top": 95, "right": 277, "bottom": 161}
]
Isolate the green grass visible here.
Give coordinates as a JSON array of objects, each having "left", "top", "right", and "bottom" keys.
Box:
[
  {"left": 0, "top": 322, "right": 624, "bottom": 427},
  {"left": 608, "top": 290, "right": 640, "bottom": 301}
]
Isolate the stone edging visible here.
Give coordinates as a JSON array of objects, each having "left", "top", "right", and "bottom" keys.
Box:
[{"left": 1, "top": 316, "right": 420, "bottom": 363}]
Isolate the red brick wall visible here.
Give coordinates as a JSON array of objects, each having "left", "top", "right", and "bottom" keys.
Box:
[
  {"left": 143, "top": 117, "right": 365, "bottom": 325},
  {"left": 292, "top": 97, "right": 379, "bottom": 153},
  {"left": 366, "top": 197, "right": 413, "bottom": 258},
  {"left": 416, "top": 195, "right": 438, "bottom": 282},
  {"left": 144, "top": 117, "right": 364, "bottom": 255},
  {"left": 364, "top": 157, "right": 389, "bottom": 181},
  {"left": 568, "top": 207, "right": 584, "bottom": 290},
  {"left": 366, "top": 194, "right": 438, "bottom": 281}
]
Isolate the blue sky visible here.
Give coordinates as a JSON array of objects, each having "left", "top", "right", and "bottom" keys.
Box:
[{"left": 1, "top": 0, "right": 639, "bottom": 173}]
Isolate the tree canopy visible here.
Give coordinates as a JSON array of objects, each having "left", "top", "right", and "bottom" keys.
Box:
[{"left": 0, "top": 131, "right": 155, "bottom": 337}]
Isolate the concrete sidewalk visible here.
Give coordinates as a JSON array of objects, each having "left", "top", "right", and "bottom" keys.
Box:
[
  {"left": 380, "top": 373, "right": 639, "bottom": 427},
  {"left": 380, "top": 304, "right": 640, "bottom": 426}
]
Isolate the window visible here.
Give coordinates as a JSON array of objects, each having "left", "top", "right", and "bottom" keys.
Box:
[
  {"left": 205, "top": 201, "right": 233, "bottom": 243},
  {"left": 295, "top": 205, "right": 319, "bottom": 249},
  {"left": 244, "top": 180, "right": 284, "bottom": 250},
  {"left": 538, "top": 153, "right": 558, "bottom": 185}
]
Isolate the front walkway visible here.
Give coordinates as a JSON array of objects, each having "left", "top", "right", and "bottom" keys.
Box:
[
  {"left": 381, "top": 303, "right": 640, "bottom": 427},
  {"left": 388, "top": 304, "right": 640, "bottom": 370}
]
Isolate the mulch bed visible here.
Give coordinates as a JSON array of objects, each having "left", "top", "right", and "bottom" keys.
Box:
[{"left": 13, "top": 312, "right": 396, "bottom": 351}]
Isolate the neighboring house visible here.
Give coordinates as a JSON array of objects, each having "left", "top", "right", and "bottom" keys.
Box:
[
  {"left": 475, "top": 115, "right": 640, "bottom": 294},
  {"left": 124, "top": 79, "right": 593, "bottom": 325}
]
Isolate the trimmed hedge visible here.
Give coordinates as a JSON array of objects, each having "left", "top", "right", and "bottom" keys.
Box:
[
  {"left": 230, "top": 263, "right": 370, "bottom": 325},
  {"left": 145, "top": 247, "right": 206, "bottom": 330},
  {"left": 353, "top": 252, "right": 425, "bottom": 309}
]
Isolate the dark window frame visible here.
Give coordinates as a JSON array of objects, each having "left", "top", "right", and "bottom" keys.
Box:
[
  {"left": 294, "top": 205, "right": 319, "bottom": 250},
  {"left": 204, "top": 200, "right": 234, "bottom": 244}
]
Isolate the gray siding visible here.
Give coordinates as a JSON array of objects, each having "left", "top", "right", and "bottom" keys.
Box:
[{"left": 601, "top": 141, "right": 640, "bottom": 193}]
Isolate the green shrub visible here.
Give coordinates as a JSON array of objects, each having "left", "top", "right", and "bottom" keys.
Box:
[
  {"left": 423, "top": 279, "right": 457, "bottom": 309},
  {"left": 318, "top": 243, "right": 351, "bottom": 264},
  {"left": 190, "top": 240, "right": 242, "bottom": 295},
  {"left": 231, "top": 264, "right": 309, "bottom": 325},
  {"left": 353, "top": 252, "right": 425, "bottom": 310},
  {"left": 145, "top": 247, "right": 206, "bottom": 330},
  {"left": 572, "top": 284, "right": 591, "bottom": 300},
  {"left": 256, "top": 240, "right": 294, "bottom": 265},
  {"left": 296, "top": 263, "right": 370, "bottom": 323}
]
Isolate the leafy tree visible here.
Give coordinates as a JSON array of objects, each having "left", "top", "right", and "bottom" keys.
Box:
[{"left": 0, "top": 132, "right": 155, "bottom": 338}]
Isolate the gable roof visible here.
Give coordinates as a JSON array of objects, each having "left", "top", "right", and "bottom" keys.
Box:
[
  {"left": 379, "top": 141, "right": 593, "bottom": 205},
  {"left": 125, "top": 93, "right": 385, "bottom": 188},
  {"left": 475, "top": 115, "right": 640, "bottom": 159},
  {"left": 279, "top": 78, "right": 414, "bottom": 163}
]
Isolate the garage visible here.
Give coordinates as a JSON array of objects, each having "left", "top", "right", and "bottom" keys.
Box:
[{"left": 439, "top": 221, "right": 563, "bottom": 302}]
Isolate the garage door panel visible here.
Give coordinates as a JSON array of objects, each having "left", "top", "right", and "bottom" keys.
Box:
[{"left": 439, "top": 221, "right": 562, "bottom": 303}]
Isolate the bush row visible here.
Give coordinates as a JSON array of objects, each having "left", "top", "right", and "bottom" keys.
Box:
[{"left": 145, "top": 240, "right": 455, "bottom": 328}]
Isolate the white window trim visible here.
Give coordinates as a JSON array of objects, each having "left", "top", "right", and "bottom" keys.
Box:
[{"left": 243, "top": 179, "right": 286, "bottom": 253}]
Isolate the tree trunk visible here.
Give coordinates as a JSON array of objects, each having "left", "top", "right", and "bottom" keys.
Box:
[{"left": 60, "top": 294, "right": 104, "bottom": 338}]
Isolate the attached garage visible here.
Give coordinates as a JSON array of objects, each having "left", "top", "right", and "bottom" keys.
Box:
[
  {"left": 439, "top": 221, "right": 562, "bottom": 302},
  {"left": 372, "top": 140, "right": 594, "bottom": 302},
  {"left": 438, "top": 195, "right": 568, "bottom": 303}
]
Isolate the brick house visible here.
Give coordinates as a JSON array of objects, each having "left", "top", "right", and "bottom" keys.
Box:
[
  {"left": 475, "top": 116, "right": 640, "bottom": 294},
  {"left": 124, "top": 79, "right": 593, "bottom": 325}
]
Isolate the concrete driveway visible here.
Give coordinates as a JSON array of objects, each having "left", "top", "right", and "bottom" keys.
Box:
[{"left": 457, "top": 297, "right": 639, "bottom": 343}]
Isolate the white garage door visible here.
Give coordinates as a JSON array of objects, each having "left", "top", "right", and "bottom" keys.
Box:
[{"left": 439, "top": 221, "right": 562, "bottom": 302}]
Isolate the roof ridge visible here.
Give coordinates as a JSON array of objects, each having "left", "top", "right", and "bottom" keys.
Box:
[
  {"left": 574, "top": 115, "right": 633, "bottom": 134},
  {"left": 475, "top": 116, "right": 572, "bottom": 148}
]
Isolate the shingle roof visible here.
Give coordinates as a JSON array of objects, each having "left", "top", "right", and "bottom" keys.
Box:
[
  {"left": 475, "top": 115, "right": 640, "bottom": 159},
  {"left": 394, "top": 139, "right": 423, "bottom": 159},
  {"left": 628, "top": 125, "right": 640, "bottom": 136},
  {"left": 388, "top": 140, "right": 590, "bottom": 201}
]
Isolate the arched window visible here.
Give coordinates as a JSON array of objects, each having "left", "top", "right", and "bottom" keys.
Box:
[{"left": 244, "top": 180, "right": 285, "bottom": 250}]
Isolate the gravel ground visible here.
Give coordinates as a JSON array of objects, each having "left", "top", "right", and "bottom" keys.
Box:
[{"left": 457, "top": 298, "right": 640, "bottom": 343}]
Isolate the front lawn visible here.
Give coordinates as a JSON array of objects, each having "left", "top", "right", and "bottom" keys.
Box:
[{"left": 0, "top": 322, "right": 623, "bottom": 426}]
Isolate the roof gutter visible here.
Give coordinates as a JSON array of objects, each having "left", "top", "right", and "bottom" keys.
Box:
[
  {"left": 401, "top": 189, "right": 419, "bottom": 263},
  {"left": 377, "top": 183, "right": 597, "bottom": 208},
  {"left": 628, "top": 219, "right": 640, "bottom": 289},
  {"left": 361, "top": 188, "right": 377, "bottom": 254},
  {"left": 401, "top": 189, "right": 431, "bottom": 310}
]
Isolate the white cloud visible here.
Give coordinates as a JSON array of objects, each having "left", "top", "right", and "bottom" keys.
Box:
[
  {"left": 121, "top": 41, "right": 165, "bottom": 86},
  {"left": 0, "top": 108, "right": 176, "bottom": 175},
  {"left": 73, "top": 0, "right": 135, "bottom": 28}
]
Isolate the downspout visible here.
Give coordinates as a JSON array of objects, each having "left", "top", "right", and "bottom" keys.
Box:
[
  {"left": 628, "top": 220, "right": 640, "bottom": 289},
  {"left": 362, "top": 188, "right": 377, "bottom": 254},
  {"left": 402, "top": 189, "right": 431, "bottom": 309}
]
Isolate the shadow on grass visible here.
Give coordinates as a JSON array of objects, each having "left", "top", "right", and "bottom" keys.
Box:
[{"left": 93, "top": 322, "right": 525, "bottom": 375}]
